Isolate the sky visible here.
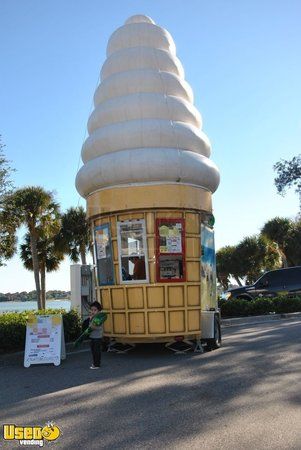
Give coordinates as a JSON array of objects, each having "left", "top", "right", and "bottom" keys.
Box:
[{"left": 0, "top": 0, "right": 300, "bottom": 293}]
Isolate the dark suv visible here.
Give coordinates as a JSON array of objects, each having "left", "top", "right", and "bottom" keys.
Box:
[{"left": 225, "top": 266, "right": 301, "bottom": 300}]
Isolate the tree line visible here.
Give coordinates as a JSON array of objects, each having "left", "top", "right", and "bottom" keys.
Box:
[
  {"left": 0, "top": 136, "right": 90, "bottom": 309},
  {"left": 0, "top": 290, "right": 71, "bottom": 302},
  {"left": 217, "top": 216, "right": 301, "bottom": 289},
  {"left": 216, "top": 153, "right": 301, "bottom": 289},
  {"left": 0, "top": 189, "right": 90, "bottom": 309}
]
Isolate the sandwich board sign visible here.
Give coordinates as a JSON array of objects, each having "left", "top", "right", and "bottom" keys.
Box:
[{"left": 24, "top": 314, "right": 66, "bottom": 367}]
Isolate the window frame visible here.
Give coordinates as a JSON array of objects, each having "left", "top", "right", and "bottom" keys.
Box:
[
  {"left": 94, "top": 223, "right": 115, "bottom": 286},
  {"left": 117, "top": 219, "right": 149, "bottom": 285},
  {"left": 155, "top": 218, "right": 186, "bottom": 283}
]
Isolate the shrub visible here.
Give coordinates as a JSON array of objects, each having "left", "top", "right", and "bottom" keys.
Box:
[
  {"left": 248, "top": 297, "right": 275, "bottom": 316},
  {"left": 0, "top": 312, "right": 27, "bottom": 352},
  {"left": 61, "top": 309, "right": 82, "bottom": 342},
  {"left": 218, "top": 298, "right": 251, "bottom": 317},
  {"left": 0, "top": 309, "right": 81, "bottom": 353},
  {"left": 219, "top": 295, "right": 301, "bottom": 318},
  {"left": 271, "top": 296, "right": 301, "bottom": 314}
]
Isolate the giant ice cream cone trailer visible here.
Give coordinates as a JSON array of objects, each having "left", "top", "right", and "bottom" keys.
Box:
[{"left": 76, "top": 15, "right": 221, "bottom": 350}]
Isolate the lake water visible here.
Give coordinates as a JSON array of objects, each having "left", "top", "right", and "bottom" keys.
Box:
[{"left": 0, "top": 300, "right": 71, "bottom": 313}]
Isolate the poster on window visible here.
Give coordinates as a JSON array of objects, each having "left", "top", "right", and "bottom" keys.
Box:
[
  {"left": 94, "top": 224, "right": 114, "bottom": 285},
  {"left": 95, "top": 227, "right": 109, "bottom": 259},
  {"left": 201, "top": 224, "right": 217, "bottom": 308},
  {"left": 159, "top": 223, "right": 182, "bottom": 253}
]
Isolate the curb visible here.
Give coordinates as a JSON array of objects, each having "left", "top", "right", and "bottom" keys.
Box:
[
  {"left": 221, "top": 311, "right": 301, "bottom": 327},
  {"left": 1, "top": 313, "right": 301, "bottom": 359}
]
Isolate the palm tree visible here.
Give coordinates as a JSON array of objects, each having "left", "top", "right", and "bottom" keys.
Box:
[
  {"left": 20, "top": 232, "right": 64, "bottom": 309},
  {"left": 57, "top": 206, "right": 90, "bottom": 264},
  {"left": 234, "top": 235, "right": 281, "bottom": 284},
  {"left": 217, "top": 236, "right": 281, "bottom": 287},
  {"left": 2, "top": 186, "right": 60, "bottom": 309},
  {"left": 261, "top": 217, "right": 294, "bottom": 267},
  {"left": 216, "top": 246, "right": 240, "bottom": 288}
]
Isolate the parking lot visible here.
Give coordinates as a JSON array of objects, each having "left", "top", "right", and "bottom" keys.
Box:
[{"left": 1, "top": 319, "right": 301, "bottom": 449}]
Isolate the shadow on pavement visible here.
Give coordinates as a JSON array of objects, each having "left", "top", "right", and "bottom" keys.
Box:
[{"left": 1, "top": 319, "right": 300, "bottom": 449}]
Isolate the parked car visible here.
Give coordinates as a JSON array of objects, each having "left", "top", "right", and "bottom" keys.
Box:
[{"left": 224, "top": 266, "right": 301, "bottom": 300}]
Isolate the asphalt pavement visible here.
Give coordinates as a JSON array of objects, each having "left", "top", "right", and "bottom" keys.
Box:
[{"left": 1, "top": 318, "right": 301, "bottom": 450}]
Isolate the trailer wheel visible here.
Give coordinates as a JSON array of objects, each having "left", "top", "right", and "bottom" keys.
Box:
[{"left": 206, "top": 315, "right": 221, "bottom": 351}]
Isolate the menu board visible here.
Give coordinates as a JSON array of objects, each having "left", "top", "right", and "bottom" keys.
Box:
[
  {"left": 24, "top": 314, "right": 66, "bottom": 367},
  {"left": 159, "top": 259, "right": 180, "bottom": 279},
  {"left": 159, "top": 223, "right": 182, "bottom": 253}
]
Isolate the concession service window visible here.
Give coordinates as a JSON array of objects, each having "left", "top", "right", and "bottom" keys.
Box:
[{"left": 117, "top": 220, "right": 149, "bottom": 284}]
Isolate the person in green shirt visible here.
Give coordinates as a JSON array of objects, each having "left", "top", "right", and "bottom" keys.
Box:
[{"left": 87, "top": 302, "right": 107, "bottom": 369}]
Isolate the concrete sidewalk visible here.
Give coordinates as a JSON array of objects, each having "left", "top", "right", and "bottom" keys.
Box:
[
  {"left": 221, "top": 311, "right": 301, "bottom": 327},
  {"left": 1, "top": 312, "right": 300, "bottom": 362},
  {"left": 1, "top": 319, "right": 301, "bottom": 450}
]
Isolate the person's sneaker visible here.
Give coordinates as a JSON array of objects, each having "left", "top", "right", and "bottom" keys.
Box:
[{"left": 90, "top": 365, "right": 100, "bottom": 369}]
